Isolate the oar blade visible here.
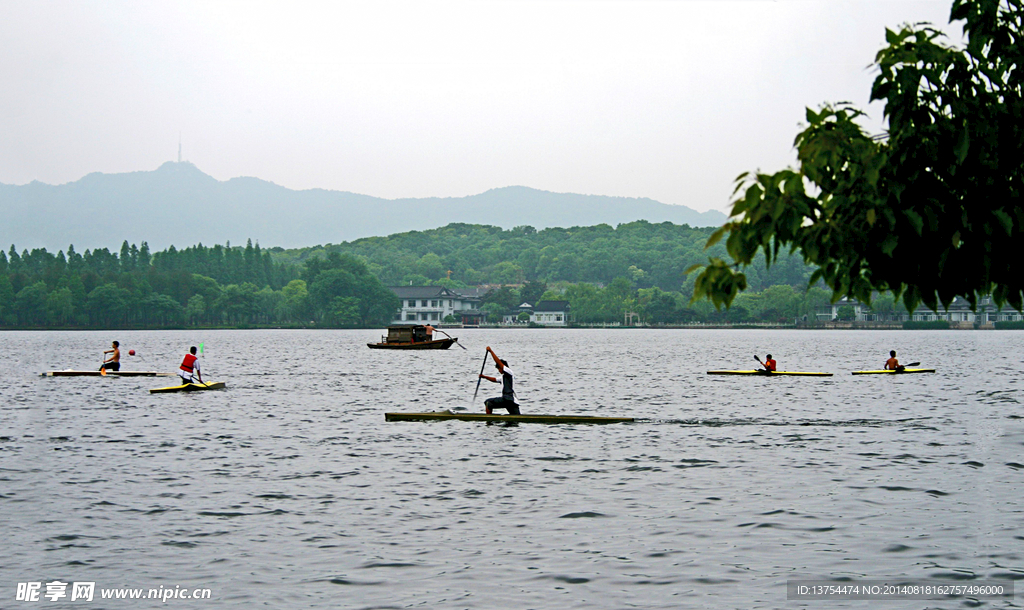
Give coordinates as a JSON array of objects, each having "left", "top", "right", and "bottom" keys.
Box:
[{"left": 471, "top": 350, "right": 488, "bottom": 402}]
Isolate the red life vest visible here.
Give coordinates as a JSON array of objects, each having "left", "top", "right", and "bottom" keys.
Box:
[
  {"left": 765, "top": 359, "right": 777, "bottom": 371},
  {"left": 180, "top": 353, "right": 197, "bottom": 373}
]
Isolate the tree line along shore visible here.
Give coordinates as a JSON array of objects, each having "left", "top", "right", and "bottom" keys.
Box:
[{"left": 0, "top": 221, "right": 1001, "bottom": 330}]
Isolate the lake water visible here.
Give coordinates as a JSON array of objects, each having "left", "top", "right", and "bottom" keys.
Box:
[{"left": 2, "top": 329, "right": 1023, "bottom": 609}]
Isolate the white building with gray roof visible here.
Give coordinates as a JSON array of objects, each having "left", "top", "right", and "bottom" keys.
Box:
[{"left": 388, "top": 286, "right": 485, "bottom": 325}]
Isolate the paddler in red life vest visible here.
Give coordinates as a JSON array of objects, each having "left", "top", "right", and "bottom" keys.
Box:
[
  {"left": 178, "top": 346, "right": 203, "bottom": 384},
  {"left": 884, "top": 350, "right": 903, "bottom": 371},
  {"left": 761, "top": 354, "right": 777, "bottom": 373}
]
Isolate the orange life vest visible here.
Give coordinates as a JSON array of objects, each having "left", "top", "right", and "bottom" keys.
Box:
[{"left": 180, "top": 353, "right": 197, "bottom": 373}]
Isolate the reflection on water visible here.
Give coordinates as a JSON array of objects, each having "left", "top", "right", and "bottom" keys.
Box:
[{"left": 2, "top": 329, "right": 1023, "bottom": 608}]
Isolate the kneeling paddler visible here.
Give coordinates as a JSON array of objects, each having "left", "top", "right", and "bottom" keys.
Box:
[{"left": 479, "top": 346, "right": 520, "bottom": 415}]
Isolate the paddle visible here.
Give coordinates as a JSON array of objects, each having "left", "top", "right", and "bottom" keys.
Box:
[
  {"left": 894, "top": 361, "right": 920, "bottom": 373},
  {"left": 196, "top": 343, "right": 209, "bottom": 386},
  {"left": 439, "top": 329, "right": 467, "bottom": 350},
  {"left": 754, "top": 354, "right": 770, "bottom": 373},
  {"left": 471, "top": 349, "right": 489, "bottom": 402}
]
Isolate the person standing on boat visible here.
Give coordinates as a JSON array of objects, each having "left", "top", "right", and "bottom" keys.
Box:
[
  {"left": 884, "top": 350, "right": 903, "bottom": 371},
  {"left": 761, "top": 354, "right": 776, "bottom": 373},
  {"left": 479, "top": 346, "right": 520, "bottom": 414},
  {"left": 178, "top": 346, "right": 203, "bottom": 385},
  {"left": 100, "top": 341, "right": 121, "bottom": 372},
  {"left": 424, "top": 324, "right": 435, "bottom": 341}
]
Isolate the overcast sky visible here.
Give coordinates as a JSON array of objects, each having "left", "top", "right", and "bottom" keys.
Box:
[{"left": 1, "top": 0, "right": 958, "bottom": 213}]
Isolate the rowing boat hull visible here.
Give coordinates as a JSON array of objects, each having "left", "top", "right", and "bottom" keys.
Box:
[
  {"left": 367, "top": 338, "right": 456, "bottom": 350},
  {"left": 42, "top": 370, "right": 174, "bottom": 377},
  {"left": 149, "top": 381, "right": 226, "bottom": 394},
  {"left": 385, "top": 412, "right": 633, "bottom": 424},
  {"left": 706, "top": 370, "right": 833, "bottom": 377},
  {"left": 851, "top": 368, "right": 936, "bottom": 375}
]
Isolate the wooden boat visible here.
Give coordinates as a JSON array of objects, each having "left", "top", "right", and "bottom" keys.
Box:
[
  {"left": 385, "top": 411, "right": 634, "bottom": 424},
  {"left": 42, "top": 370, "right": 174, "bottom": 377},
  {"left": 851, "top": 368, "right": 936, "bottom": 375},
  {"left": 707, "top": 370, "right": 833, "bottom": 377},
  {"left": 149, "top": 381, "right": 226, "bottom": 394},
  {"left": 367, "top": 324, "right": 458, "bottom": 350}
]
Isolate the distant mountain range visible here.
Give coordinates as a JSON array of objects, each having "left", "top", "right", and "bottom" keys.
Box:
[{"left": 0, "top": 162, "right": 728, "bottom": 251}]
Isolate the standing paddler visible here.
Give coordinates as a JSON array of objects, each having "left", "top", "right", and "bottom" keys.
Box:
[{"left": 479, "top": 346, "right": 520, "bottom": 414}]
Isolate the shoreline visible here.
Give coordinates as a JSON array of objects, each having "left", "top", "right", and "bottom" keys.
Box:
[{"left": 4, "top": 323, "right": 1021, "bottom": 331}]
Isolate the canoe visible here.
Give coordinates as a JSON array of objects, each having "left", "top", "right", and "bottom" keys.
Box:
[
  {"left": 149, "top": 381, "right": 226, "bottom": 394},
  {"left": 707, "top": 370, "right": 833, "bottom": 377},
  {"left": 851, "top": 368, "right": 936, "bottom": 375},
  {"left": 42, "top": 370, "right": 174, "bottom": 377},
  {"left": 367, "top": 338, "right": 457, "bottom": 350},
  {"left": 385, "top": 412, "right": 634, "bottom": 424}
]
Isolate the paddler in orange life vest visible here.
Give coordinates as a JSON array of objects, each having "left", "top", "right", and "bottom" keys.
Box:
[
  {"left": 178, "top": 346, "right": 203, "bottom": 384},
  {"left": 884, "top": 350, "right": 903, "bottom": 371},
  {"left": 761, "top": 354, "right": 777, "bottom": 373}
]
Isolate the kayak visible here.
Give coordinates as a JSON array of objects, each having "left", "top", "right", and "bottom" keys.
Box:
[
  {"left": 385, "top": 412, "right": 634, "bottom": 424},
  {"left": 707, "top": 370, "right": 833, "bottom": 377},
  {"left": 149, "top": 381, "right": 226, "bottom": 394},
  {"left": 851, "top": 368, "right": 936, "bottom": 375},
  {"left": 42, "top": 370, "right": 174, "bottom": 377}
]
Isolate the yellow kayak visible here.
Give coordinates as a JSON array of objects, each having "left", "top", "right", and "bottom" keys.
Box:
[
  {"left": 42, "top": 370, "right": 174, "bottom": 377},
  {"left": 851, "top": 368, "right": 935, "bottom": 375},
  {"left": 385, "top": 412, "right": 633, "bottom": 424},
  {"left": 707, "top": 370, "right": 833, "bottom": 377},
  {"left": 149, "top": 381, "right": 226, "bottom": 393}
]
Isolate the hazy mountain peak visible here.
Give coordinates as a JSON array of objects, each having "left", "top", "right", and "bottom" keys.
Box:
[{"left": 1, "top": 163, "right": 727, "bottom": 251}]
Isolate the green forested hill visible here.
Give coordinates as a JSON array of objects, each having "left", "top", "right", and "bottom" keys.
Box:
[
  {"left": 0, "top": 221, "right": 827, "bottom": 329},
  {"left": 275, "top": 221, "right": 814, "bottom": 293}
]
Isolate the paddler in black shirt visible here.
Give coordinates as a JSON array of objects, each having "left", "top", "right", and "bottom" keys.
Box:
[{"left": 479, "top": 346, "right": 520, "bottom": 414}]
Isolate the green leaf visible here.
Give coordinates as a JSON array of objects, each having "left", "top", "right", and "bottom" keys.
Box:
[
  {"left": 992, "top": 209, "right": 1013, "bottom": 235},
  {"left": 704, "top": 226, "right": 728, "bottom": 249},
  {"left": 903, "top": 210, "right": 924, "bottom": 235},
  {"left": 954, "top": 124, "right": 970, "bottom": 163},
  {"left": 880, "top": 235, "right": 898, "bottom": 256}
]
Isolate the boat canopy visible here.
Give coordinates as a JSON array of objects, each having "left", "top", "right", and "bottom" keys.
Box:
[{"left": 386, "top": 324, "right": 432, "bottom": 343}]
